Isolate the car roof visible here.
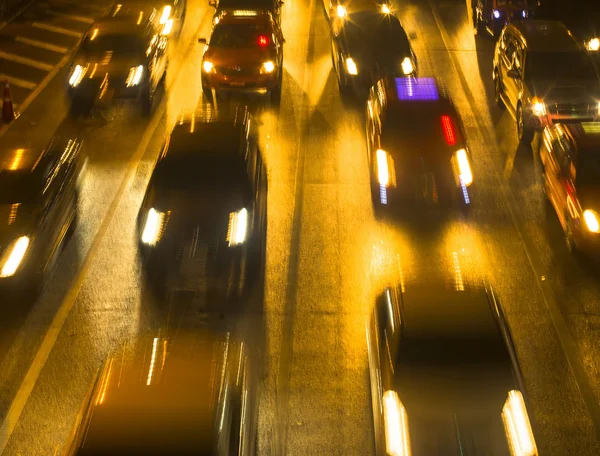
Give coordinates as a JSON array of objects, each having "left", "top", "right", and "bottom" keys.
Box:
[
  {"left": 217, "top": 9, "right": 273, "bottom": 24},
  {"left": 76, "top": 332, "right": 230, "bottom": 454},
  {"left": 509, "top": 20, "right": 580, "bottom": 51},
  {"left": 563, "top": 122, "right": 600, "bottom": 153},
  {"left": 382, "top": 77, "right": 451, "bottom": 104},
  {"left": 400, "top": 286, "right": 501, "bottom": 341}
]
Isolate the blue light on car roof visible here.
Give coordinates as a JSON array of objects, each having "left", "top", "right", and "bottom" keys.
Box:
[{"left": 395, "top": 77, "right": 439, "bottom": 101}]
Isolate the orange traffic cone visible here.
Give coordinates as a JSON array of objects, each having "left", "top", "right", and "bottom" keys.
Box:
[{"left": 2, "top": 81, "right": 16, "bottom": 123}]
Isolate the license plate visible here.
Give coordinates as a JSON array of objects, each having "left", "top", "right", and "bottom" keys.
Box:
[{"left": 229, "top": 81, "right": 246, "bottom": 87}]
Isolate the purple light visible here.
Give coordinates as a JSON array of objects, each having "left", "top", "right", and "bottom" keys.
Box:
[{"left": 395, "top": 77, "right": 439, "bottom": 101}]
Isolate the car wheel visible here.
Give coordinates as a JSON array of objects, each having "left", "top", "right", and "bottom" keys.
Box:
[
  {"left": 565, "top": 217, "right": 577, "bottom": 253},
  {"left": 517, "top": 104, "right": 533, "bottom": 143},
  {"left": 494, "top": 70, "right": 504, "bottom": 108}
]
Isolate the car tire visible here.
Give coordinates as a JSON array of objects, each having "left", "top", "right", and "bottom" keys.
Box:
[
  {"left": 517, "top": 104, "right": 533, "bottom": 143},
  {"left": 494, "top": 70, "right": 504, "bottom": 108},
  {"left": 565, "top": 217, "right": 577, "bottom": 254}
]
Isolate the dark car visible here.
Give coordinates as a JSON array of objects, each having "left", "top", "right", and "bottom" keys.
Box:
[
  {"left": 199, "top": 10, "right": 284, "bottom": 104},
  {"left": 533, "top": 0, "right": 600, "bottom": 52},
  {"left": 539, "top": 122, "right": 600, "bottom": 254},
  {"left": 472, "top": 0, "right": 532, "bottom": 38},
  {"left": 210, "top": 0, "right": 282, "bottom": 25},
  {"left": 137, "top": 109, "right": 267, "bottom": 301},
  {"left": 330, "top": 8, "right": 416, "bottom": 97},
  {"left": 0, "top": 137, "right": 82, "bottom": 298},
  {"left": 67, "top": 4, "right": 168, "bottom": 116},
  {"left": 110, "top": 0, "right": 187, "bottom": 37},
  {"left": 493, "top": 20, "right": 600, "bottom": 143},
  {"left": 367, "top": 283, "right": 538, "bottom": 456},
  {"left": 365, "top": 77, "right": 474, "bottom": 213},
  {"left": 63, "top": 331, "right": 258, "bottom": 455}
]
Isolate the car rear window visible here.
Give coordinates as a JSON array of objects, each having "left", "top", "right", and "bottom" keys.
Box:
[{"left": 210, "top": 23, "right": 272, "bottom": 48}]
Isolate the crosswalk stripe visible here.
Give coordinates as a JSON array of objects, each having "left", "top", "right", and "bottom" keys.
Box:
[
  {"left": 44, "top": 10, "right": 95, "bottom": 24},
  {"left": 0, "top": 51, "right": 54, "bottom": 71},
  {"left": 15, "top": 36, "right": 68, "bottom": 53},
  {"left": 0, "top": 74, "right": 37, "bottom": 90},
  {"left": 31, "top": 22, "right": 84, "bottom": 38}
]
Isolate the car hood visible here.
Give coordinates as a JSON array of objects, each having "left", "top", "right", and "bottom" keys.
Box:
[
  {"left": 204, "top": 47, "right": 274, "bottom": 67},
  {"left": 530, "top": 80, "right": 600, "bottom": 102},
  {"left": 73, "top": 52, "right": 145, "bottom": 80}
]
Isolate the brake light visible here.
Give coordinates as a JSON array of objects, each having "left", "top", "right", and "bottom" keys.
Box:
[
  {"left": 258, "top": 35, "right": 269, "bottom": 47},
  {"left": 441, "top": 115, "right": 456, "bottom": 146}
]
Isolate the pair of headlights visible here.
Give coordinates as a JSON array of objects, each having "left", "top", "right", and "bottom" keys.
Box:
[
  {"left": 140, "top": 207, "right": 249, "bottom": 247},
  {"left": 68, "top": 65, "right": 145, "bottom": 88},
  {"left": 344, "top": 57, "right": 414, "bottom": 77},
  {"left": 202, "top": 60, "right": 276, "bottom": 74}
]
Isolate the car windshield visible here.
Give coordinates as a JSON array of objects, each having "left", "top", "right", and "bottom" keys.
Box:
[
  {"left": 209, "top": 23, "right": 271, "bottom": 48},
  {"left": 397, "top": 337, "right": 512, "bottom": 365},
  {"left": 80, "top": 34, "right": 146, "bottom": 55},
  {"left": 525, "top": 52, "right": 598, "bottom": 80},
  {"left": 346, "top": 13, "right": 409, "bottom": 55}
]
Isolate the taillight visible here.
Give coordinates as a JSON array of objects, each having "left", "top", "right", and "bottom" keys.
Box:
[
  {"left": 258, "top": 35, "right": 269, "bottom": 47},
  {"left": 441, "top": 115, "right": 456, "bottom": 146}
]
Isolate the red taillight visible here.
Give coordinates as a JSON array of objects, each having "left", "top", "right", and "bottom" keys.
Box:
[
  {"left": 258, "top": 35, "right": 269, "bottom": 47},
  {"left": 441, "top": 115, "right": 456, "bottom": 146}
]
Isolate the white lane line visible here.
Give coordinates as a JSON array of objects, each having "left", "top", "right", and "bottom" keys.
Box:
[
  {"left": 31, "top": 22, "right": 84, "bottom": 38},
  {"left": 44, "top": 10, "right": 95, "bottom": 24},
  {"left": 0, "top": 51, "right": 53, "bottom": 71},
  {"left": 0, "top": 74, "right": 37, "bottom": 90},
  {"left": 15, "top": 36, "right": 68, "bottom": 54}
]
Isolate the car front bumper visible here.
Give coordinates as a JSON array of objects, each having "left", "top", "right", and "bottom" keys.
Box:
[{"left": 203, "top": 72, "right": 279, "bottom": 94}]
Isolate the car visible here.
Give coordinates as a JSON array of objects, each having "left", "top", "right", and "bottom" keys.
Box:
[
  {"left": 0, "top": 136, "right": 82, "bottom": 298},
  {"left": 209, "top": 0, "right": 283, "bottom": 25},
  {"left": 472, "top": 0, "right": 532, "bottom": 38},
  {"left": 533, "top": 0, "right": 600, "bottom": 52},
  {"left": 330, "top": 7, "right": 416, "bottom": 97},
  {"left": 493, "top": 20, "right": 600, "bottom": 143},
  {"left": 67, "top": 4, "right": 169, "bottom": 116},
  {"left": 366, "top": 283, "right": 539, "bottom": 456},
  {"left": 365, "top": 77, "right": 474, "bottom": 213},
  {"left": 323, "top": 0, "right": 389, "bottom": 22},
  {"left": 199, "top": 10, "right": 284, "bottom": 104},
  {"left": 110, "top": 0, "right": 187, "bottom": 37},
  {"left": 137, "top": 108, "right": 268, "bottom": 302},
  {"left": 539, "top": 122, "right": 600, "bottom": 254},
  {"left": 63, "top": 330, "right": 257, "bottom": 455}
]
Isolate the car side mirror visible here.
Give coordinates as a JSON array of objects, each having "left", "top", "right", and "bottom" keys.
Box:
[
  {"left": 198, "top": 37, "right": 207, "bottom": 44},
  {"left": 208, "top": 0, "right": 216, "bottom": 6},
  {"left": 507, "top": 68, "right": 521, "bottom": 79}
]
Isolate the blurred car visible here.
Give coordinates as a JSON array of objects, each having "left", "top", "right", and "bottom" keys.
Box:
[
  {"left": 493, "top": 20, "right": 600, "bottom": 143},
  {"left": 199, "top": 10, "right": 284, "bottom": 104},
  {"left": 323, "top": 0, "right": 389, "bottom": 22},
  {"left": 110, "top": 0, "right": 187, "bottom": 37},
  {"left": 533, "top": 0, "right": 600, "bottom": 52},
  {"left": 330, "top": 7, "right": 416, "bottom": 97},
  {"left": 64, "top": 331, "right": 257, "bottom": 455},
  {"left": 365, "top": 77, "right": 474, "bottom": 213},
  {"left": 210, "top": 0, "right": 282, "bottom": 25},
  {"left": 0, "top": 137, "right": 82, "bottom": 298},
  {"left": 137, "top": 108, "right": 268, "bottom": 301},
  {"left": 540, "top": 122, "right": 600, "bottom": 254},
  {"left": 472, "top": 0, "right": 532, "bottom": 38},
  {"left": 67, "top": 4, "right": 168, "bottom": 116},
  {"left": 367, "top": 283, "right": 538, "bottom": 456}
]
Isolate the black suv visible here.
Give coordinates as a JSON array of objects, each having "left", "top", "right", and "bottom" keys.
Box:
[
  {"left": 493, "top": 20, "right": 600, "bottom": 142},
  {"left": 137, "top": 108, "right": 268, "bottom": 303},
  {"left": 0, "top": 137, "right": 82, "bottom": 298},
  {"left": 67, "top": 4, "right": 169, "bottom": 116}
]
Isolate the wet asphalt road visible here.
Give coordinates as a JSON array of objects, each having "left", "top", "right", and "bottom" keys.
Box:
[{"left": 1, "top": 0, "right": 600, "bottom": 454}]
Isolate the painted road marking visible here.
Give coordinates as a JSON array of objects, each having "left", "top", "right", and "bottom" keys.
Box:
[
  {"left": 0, "top": 51, "right": 53, "bottom": 71},
  {"left": 31, "top": 22, "right": 84, "bottom": 38},
  {"left": 44, "top": 10, "right": 95, "bottom": 24},
  {"left": 16, "top": 36, "right": 68, "bottom": 54},
  {"left": 0, "top": 74, "right": 37, "bottom": 90}
]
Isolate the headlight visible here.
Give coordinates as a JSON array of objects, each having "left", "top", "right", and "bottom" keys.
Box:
[
  {"left": 0, "top": 236, "right": 30, "bottom": 278},
  {"left": 400, "top": 57, "right": 414, "bottom": 75},
  {"left": 261, "top": 61, "right": 275, "bottom": 74},
  {"left": 502, "top": 390, "right": 538, "bottom": 456},
  {"left": 376, "top": 149, "right": 390, "bottom": 186},
  {"left": 382, "top": 390, "right": 411, "bottom": 456},
  {"left": 455, "top": 148, "right": 473, "bottom": 187},
  {"left": 381, "top": 3, "right": 391, "bottom": 14},
  {"left": 69, "top": 64, "right": 87, "bottom": 87},
  {"left": 159, "top": 5, "right": 172, "bottom": 24},
  {"left": 531, "top": 97, "right": 546, "bottom": 117},
  {"left": 141, "top": 208, "right": 166, "bottom": 246},
  {"left": 586, "top": 38, "right": 600, "bottom": 51},
  {"left": 345, "top": 57, "right": 358, "bottom": 75},
  {"left": 203, "top": 60, "right": 215, "bottom": 73},
  {"left": 227, "top": 208, "right": 248, "bottom": 247},
  {"left": 493, "top": 9, "right": 500, "bottom": 19},
  {"left": 336, "top": 5, "right": 347, "bottom": 18},
  {"left": 126, "top": 65, "right": 144, "bottom": 87},
  {"left": 161, "top": 18, "right": 174, "bottom": 35},
  {"left": 583, "top": 209, "right": 600, "bottom": 233}
]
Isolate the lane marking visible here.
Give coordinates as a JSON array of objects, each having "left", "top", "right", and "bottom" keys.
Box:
[
  {"left": 0, "top": 74, "right": 36, "bottom": 90},
  {"left": 16, "top": 36, "right": 68, "bottom": 53},
  {"left": 429, "top": 0, "right": 600, "bottom": 440},
  {"left": 44, "top": 10, "right": 95, "bottom": 24},
  {"left": 31, "top": 22, "right": 84, "bottom": 38},
  {"left": 0, "top": 51, "right": 53, "bottom": 71}
]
